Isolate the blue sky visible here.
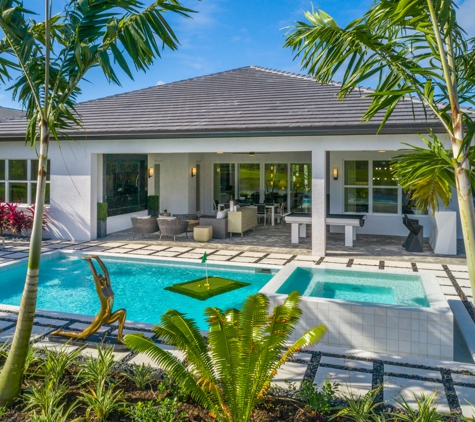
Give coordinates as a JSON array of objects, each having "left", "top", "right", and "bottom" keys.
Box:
[{"left": 1, "top": 0, "right": 474, "bottom": 109}]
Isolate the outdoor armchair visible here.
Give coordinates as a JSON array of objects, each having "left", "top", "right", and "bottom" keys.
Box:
[
  {"left": 131, "top": 216, "right": 159, "bottom": 240},
  {"left": 157, "top": 219, "right": 188, "bottom": 241}
]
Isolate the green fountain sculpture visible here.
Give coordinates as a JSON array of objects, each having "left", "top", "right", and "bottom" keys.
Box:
[{"left": 51, "top": 255, "right": 127, "bottom": 344}]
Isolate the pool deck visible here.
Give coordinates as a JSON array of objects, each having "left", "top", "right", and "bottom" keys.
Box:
[{"left": 0, "top": 235, "right": 474, "bottom": 417}]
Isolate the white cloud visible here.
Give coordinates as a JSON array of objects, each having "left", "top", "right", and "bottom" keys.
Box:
[{"left": 156, "top": 80, "right": 166, "bottom": 85}]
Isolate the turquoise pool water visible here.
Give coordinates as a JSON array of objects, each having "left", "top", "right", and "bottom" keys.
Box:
[
  {"left": 0, "top": 254, "right": 274, "bottom": 329},
  {"left": 277, "top": 267, "right": 429, "bottom": 307}
]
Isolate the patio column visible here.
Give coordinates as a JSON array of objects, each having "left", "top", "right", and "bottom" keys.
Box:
[{"left": 312, "top": 147, "right": 326, "bottom": 256}]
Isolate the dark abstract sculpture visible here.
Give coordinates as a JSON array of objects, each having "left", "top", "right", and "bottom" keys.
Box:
[
  {"left": 402, "top": 214, "right": 423, "bottom": 252},
  {"left": 51, "top": 255, "right": 127, "bottom": 343}
]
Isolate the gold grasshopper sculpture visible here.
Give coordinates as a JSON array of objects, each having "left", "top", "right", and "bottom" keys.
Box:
[{"left": 51, "top": 255, "right": 127, "bottom": 344}]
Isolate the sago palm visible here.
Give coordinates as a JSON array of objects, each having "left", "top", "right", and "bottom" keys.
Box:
[
  {"left": 124, "top": 291, "right": 327, "bottom": 422},
  {"left": 284, "top": 0, "right": 475, "bottom": 298},
  {"left": 0, "top": 0, "right": 193, "bottom": 404}
]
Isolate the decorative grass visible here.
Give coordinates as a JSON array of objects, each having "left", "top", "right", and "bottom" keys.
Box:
[{"left": 164, "top": 277, "right": 250, "bottom": 300}]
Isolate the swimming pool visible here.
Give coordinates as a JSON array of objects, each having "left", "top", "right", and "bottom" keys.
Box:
[
  {"left": 276, "top": 267, "right": 429, "bottom": 307},
  {"left": 0, "top": 253, "right": 275, "bottom": 329}
]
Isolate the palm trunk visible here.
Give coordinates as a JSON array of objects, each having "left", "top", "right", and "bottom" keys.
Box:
[{"left": 0, "top": 120, "right": 49, "bottom": 404}]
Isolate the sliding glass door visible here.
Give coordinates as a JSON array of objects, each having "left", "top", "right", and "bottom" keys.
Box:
[
  {"left": 213, "top": 163, "right": 235, "bottom": 203},
  {"left": 238, "top": 163, "right": 260, "bottom": 203},
  {"left": 290, "top": 163, "right": 312, "bottom": 212},
  {"left": 265, "top": 164, "right": 287, "bottom": 204}
]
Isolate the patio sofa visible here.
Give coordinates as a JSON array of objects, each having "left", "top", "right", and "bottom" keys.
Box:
[
  {"left": 199, "top": 214, "right": 229, "bottom": 239},
  {"left": 130, "top": 216, "right": 159, "bottom": 239}
]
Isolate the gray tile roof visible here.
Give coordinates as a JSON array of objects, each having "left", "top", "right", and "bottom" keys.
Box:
[
  {"left": 0, "top": 106, "right": 24, "bottom": 122},
  {"left": 0, "top": 66, "right": 442, "bottom": 140}
]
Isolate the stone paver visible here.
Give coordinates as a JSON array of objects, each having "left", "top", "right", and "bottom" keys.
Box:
[
  {"left": 383, "top": 376, "right": 449, "bottom": 413},
  {"left": 452, "top": 373, "right": 475, "bottom": 384},
  {"left": 272, "top": 361, "right": 308, "bottom": 389},
  {"left": 259, "top": 259, "right": 286, "bottom": 265},
  {"left": 0, "top": 320, "right": 15, "bottom": 330},
  {"left": 315, "top": 367, "right": 373, "bottom": 397},
  {"left": 454, "top": 385, "right": 475, "bottom": 418},
  {"left": 384, "top": 364, "right": 442, "bottom": 380},
  {"left": 321, "top": 356, "right": 373, "bottom": 370},
  {"left": 34, "top": 317, "right": 70, "bottom": 327},
  {"left": 0, "top": 325, "right": 50, "bottom": 342},
  {"left": 230, "top": 257, "right": 259, "bottom": 263}
]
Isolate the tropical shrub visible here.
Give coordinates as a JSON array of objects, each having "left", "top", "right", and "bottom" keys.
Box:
[
  {"left": 330, "top": 386, "right": 383, "bottom": 422},
  {"left": 127, "top": 396, "right": 185, "bottom": 422},
  {"left": 125, "top": 291, "right": 327, "bottom": 422},
  {"left": 0, "top": 202, "right": 49, "bottom": 236},
  {"left": 297, "top": 379, "right": 339, "bottom": 414},
  {"left": 395, "top": 391, "right": 448, "bottom": 422},
  {"left": 124, "top": 363, "right": 156, "bottom": 390}
]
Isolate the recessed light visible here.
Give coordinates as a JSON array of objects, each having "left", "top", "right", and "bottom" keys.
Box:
[
  {"left": 378, "top": 150, "right": 386, "bottom": 153},
  {"left": 217, "top": 151, "right": 224, "bottom": 154}
]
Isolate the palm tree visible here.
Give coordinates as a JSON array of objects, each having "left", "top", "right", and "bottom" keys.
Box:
[
  {"left": 124, "top": 291, "right": 327, "bottom": 422},
  {"left": 284, "top": 0, "right": 475, "bottom": 298},
  {"left": 0, "top": 0, "right": 193, "bottom": 404}
]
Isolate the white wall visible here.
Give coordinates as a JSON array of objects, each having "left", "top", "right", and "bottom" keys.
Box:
[{"left": 1, "top": 132, "right": 457, "bottom": 248}]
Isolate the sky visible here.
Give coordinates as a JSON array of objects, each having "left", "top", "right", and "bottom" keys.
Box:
[{"left": 1, "top": 0, "right": 474, "bottom": 110}]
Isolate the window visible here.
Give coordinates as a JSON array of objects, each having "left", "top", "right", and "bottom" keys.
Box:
[
  {"left": 104, "top": 154, "right": 147, "bottom": 217},
  {"left": 291, "top": 163, "right": 312, "bottom": 211},
  {"left": 344, "top": 161, "right": 369, "bottom": 212},
  {"left": 0, "top": 159, "right": 50, "bottom": 204},
  {"left": 343, "top": 160, "right": 426, "bottom": 215}
]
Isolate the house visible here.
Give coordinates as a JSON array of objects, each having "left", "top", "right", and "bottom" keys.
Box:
[{"left": 0, "top": 66, "right": 454, "bottom": 255}]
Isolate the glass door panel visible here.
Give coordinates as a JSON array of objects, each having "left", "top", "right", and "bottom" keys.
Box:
[
  {"left": 239, "top": 163, "right": 260, "bottom": 203},
  {"left": 290, "top": 163, "right": 312, "bottom": 212},
  {"left": 265, "top": 164, "right": 287, "bottom": 204},
  {"left": 213, "top": 164, "right": 235, "bottom": 204}
]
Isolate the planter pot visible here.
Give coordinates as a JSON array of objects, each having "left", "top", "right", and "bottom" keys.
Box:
[
  {"left": 97, "top": 220, "right": 107, "bottom": 238},
  {"left": 160, "top": 212, "right": 171, "bottom": 217}
]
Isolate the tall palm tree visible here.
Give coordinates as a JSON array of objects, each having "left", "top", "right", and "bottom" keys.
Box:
[
  {"left": 284, "top": 0, "right": 475, "bottom": 298},
  {"left": 0, "top": 0, "right": 194, "bottom": 404},
  {"left": 124, "top": 291, "right": 327, "bottom": 422}
]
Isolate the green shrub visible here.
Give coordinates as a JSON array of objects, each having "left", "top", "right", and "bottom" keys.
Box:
[
  {"left": 128, "top": 397, "right": 185, "bottom": 422},
  {"left": 298, "top": 379, "right": 339, "bottom": 414},
  {"left": 395, "top": 391, "right": 448, "bottom": 422},
  {"left": 330, "top": 386, "right": 383, "bottom": 422},
  {"left": 125, "top": 291, "right": 327, "bottom": 422},
  {"left": 81, "top": 379, "right": 124, "bottom": 421},
  {"left": 97, "top": 202, "right": 108, "bottom": 221},
  {"left": 147, "top": 195, "right": 159, "bottom": 211},
  {"left": 78, "top": 346, "right": 115, "bottom": 386},
  {"left": 124, "top": 363, "right": 156, "bottom": 390}
]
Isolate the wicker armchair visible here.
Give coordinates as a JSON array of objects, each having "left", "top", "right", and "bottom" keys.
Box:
[
  {"left": 172, "top": 214, "right": 200, "bottom": 233},
  {"left": 131, "top": 216, "right": 159, "bottom": 240},
  {"left": 157, "top": 219, "right": 188, "bottom": 241}
]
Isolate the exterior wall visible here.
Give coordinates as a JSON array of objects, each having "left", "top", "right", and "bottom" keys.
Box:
[{"left": 0, "top": 132, "right": 455, "bottom": 247}]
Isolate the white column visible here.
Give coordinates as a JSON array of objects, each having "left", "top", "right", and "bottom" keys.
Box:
[{"left": 312, "top": 147, "right": 326, "bottom": 256}]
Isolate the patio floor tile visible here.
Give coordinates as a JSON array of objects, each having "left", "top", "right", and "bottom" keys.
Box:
[
  {"left": 68, "top": 323, "right": 110, "bottom": 334},
  {"left": 352, "top": 259, "right": 380, "bottom": 266},
  {"left": 448, "top": 264, "right": 469, "bottom": 272},
  {"left": 266, "top": 253, "right": 293, "bottom": 259},
  {"left": 384, "top": 364, "right": 441, "bottom": 379},
  {"left": 384, "top": 261, "right": 414, "bottom": 268},
  {"left": 212, "top": 250, "right": 240, "bottom": 256},
  {"left": 258, "top": 259, "right": 286, "bottom": 265},
  {"left": 80, "top": 246, "right": 107, "bottom": 252},
  {"left": 0, "top": 320, "right": 15, "bottom": 330},
  {"left": 151, "top": 251, "right": 180, "bottom": 257},
  {"left": 34, "top": 317, "right": 70, "bottom": 327},
  {"left": 383, "top": 376, "right": 448, "bottom": 412},
  {"left": 128, "top": 249, "right": 155, "bottom": 255},
  {"left": 141, "top": 245, "right": 170, "bottom": 251},
  {"left": 272, "top": 361, "right": 308, "bottom": 389},
  {"left": 4, "top": 252, "right": 28, "bottom": 259},
  {"left": 440, "top": 285, "right": 458, "bottom": 296},
  {"left": 240, "top": 252, "right": 266, "bottom": 257},
  {"left": 292, "top": 255, "right": 317, "bottom": 261},
  {"left": 105, "top": 248, "right": 134, "bottom": 253},
  {"left": 177, "top": 253, "right": 202, "bottom": 259},
  {"left": 230, "top": 257, "right": 259, "bottom": 263},
  {"left": 102, "top": 242, "right": 127, "bottom": 248},
  {"left": 321, "top": 356, "right": 373, "bottom": 370},
  {"left": 192, "top": 248, "right": 218, "bottom": 254},
  {"left": 323, "top": 257, "right": 350, "bottom": 264},
  {"left": 314, "top": 367, "right": 373, "bottom": 397},
  {"left": 121, "top": 244, "right": 147, "bottom": 249},
  {"left": 207, "top": 255, "right": 231, "bottom": 261},
  {"left": 454, "top": 386, "right": 475, "bottom": 418},
  {"left": 0, "top": 311, "right": 18, "bottom": 320},
  {"left": 452, "top": 373, "right": 475, "bottom": 384},
  {"left": 453, "top": 271, "right": 470, "bottom": 279},
  {"left": 33, "top": 340, "right": 80, "bottom": 352},
  {"left": 436, "top": 277, "right": 453, "bottom": 286},
  {"left": 0, "top": 325, "right": 50, "bottom": 342},
  {"left": 167, "top": 247, "right": 192, "bottom": 253},
  {"left": 416, "top": 262, "right": 444, "bottom": 270}
]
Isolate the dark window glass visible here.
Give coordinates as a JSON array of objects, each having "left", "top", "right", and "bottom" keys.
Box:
[
  {"left": 291, "top": 163, "right": 312, "bottom": 212},
  {"left": 373, "top": 188, "right": 398, "bottom": 214},
  {"left": 0, "top": 182, "right": 4, "bottom": 201},
  {"left": 213, "top": 163, "right": 235, "bottom": 204},
  {"left": 344, "top": 161, "right": 368, "bottom": 185},
  {"left": 31, "top": 160, "right": 51, "bottom": 181},
  {"left": 31, "top": 183, "right": 50, "bottom": 205},
  {"left": 401, "top": 190, "right": 428, "bottom": 215},
  {"left": 239, "top": 163, "right": 260, "bottom": 203},
  {"left": 373, "top": 161, "right": 397, "bottom": 186},
  {"left": 0, "top": 160, "right": 4, "bottom": 180},
  {"left": 104, "top": 154, "right": 147, "bottom": 216},
  {"left": 344, "top": 187, "right": 369, "bottom": 212},
  {"left": 9, "top": 160, "right": 27, "bottom": 181},
  {"left": 9, "top": 183, "right": 28, "bottom": 203}
]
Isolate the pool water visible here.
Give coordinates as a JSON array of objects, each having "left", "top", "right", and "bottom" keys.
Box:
[
  {"left": 0, "top": 255, "right": 274, "bottom": 329},
  {"left": 277, "top": 267, "right": 429, "bottom": 307}
]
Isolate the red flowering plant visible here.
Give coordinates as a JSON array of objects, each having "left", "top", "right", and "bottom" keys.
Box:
[
  {"left": 3, "top": 203, "right": 48, "bottom": 237},
  {"left": 0, "top": 202, "right": 9, "bottom": 236}
]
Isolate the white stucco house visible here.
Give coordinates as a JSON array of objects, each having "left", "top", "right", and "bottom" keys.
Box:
[{"left": 0, "top": 66, "right": 457, "bottom": 255}]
